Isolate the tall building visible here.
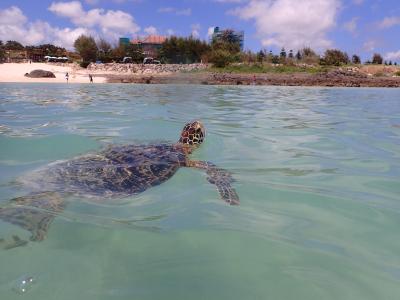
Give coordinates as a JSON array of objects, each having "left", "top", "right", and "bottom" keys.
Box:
[
  {"left": 119, "top": 37, "right": 130, "bottom": 46},
  {"left": 211, "top": 27, "right": 244, "bottom": 51}
]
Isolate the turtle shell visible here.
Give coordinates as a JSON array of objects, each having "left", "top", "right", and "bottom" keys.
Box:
[{"left": 21, "top": 143, "right": 187, "bottom": 199}]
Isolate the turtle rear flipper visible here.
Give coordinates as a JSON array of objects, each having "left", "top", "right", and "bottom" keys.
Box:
[{"left": 0, "top": 192, "right": 65, "bottom": 243}]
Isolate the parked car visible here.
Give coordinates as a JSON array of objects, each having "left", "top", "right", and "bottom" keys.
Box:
[
  {"left": 122, "top": 57, "right": 133, "bottom": 63},
  {"left": 143, "top": 57, "right": 161, "bottom": 64}
]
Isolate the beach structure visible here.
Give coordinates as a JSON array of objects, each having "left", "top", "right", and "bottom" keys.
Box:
[
  {"left": 211, "top": 27, "right": 244, "bottom": 51},
  {"left": 130, "top": 35, "right": 167, "bottom": 58}
]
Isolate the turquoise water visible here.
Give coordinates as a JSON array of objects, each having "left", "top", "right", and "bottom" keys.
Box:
[{"left": 0, "top": 83, "right": 400, "bottom": 299}]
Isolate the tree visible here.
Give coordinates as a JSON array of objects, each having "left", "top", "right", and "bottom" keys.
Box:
[
  {"left": 160, "top": 36, "right": 210, "bottom": 64},
  {"left": 4, "top": 40, "right": 24, "bottom": 50},
  {"left": 372, "top": 53, "right": 383, "bottom": 64},
  {"left": 299, "top": 47, "right": 319, "bottom": 64},
  {"left": 110, "top": 45, "right": 126, "bottom": 62},
  {"left": 256, "top": 50, "right": 266, "bottom": 62},
  {"left": 301, "top": 47, "right": 317, "bottom": 58},
  {"left": 321, "top": 49, "right": 349, "bottom": 66},
  {"left": 212, "top": 29, "right": 242, "bottom": 52},
  {"left": 74, "top": 35, "right": 98, "bottom": 64},
  {"left": 352, "top": 54, "right": 361, "bottom": 64},
  {"left": 389, "top": 61, "right": 392, "bottom": 65},
  {"left": 125, "top": 43, "right": 144, "bottom": 63},
  {"left": 0, "top": 40, "right": 4, "bottom": 61},
  {"left": 97, "top": 38, "right": 113, "bottom": 62},
  {"left": 97, "top": 38, "right": 111, "bottom": 54},
  {"left": 271, "top": 55, "right": 280, "bottom": 64},
  {"left": 295, "top": 50, "right": 302, "bottom": 60},
  {"left": 280, "top": 47, "right": 287, "bottom": 58},
  {"left": 288, "top": 49, "right": 294, "bottom": 59},
  {"left": 209, "top": 49, "right": 233, "bottom": 67}
]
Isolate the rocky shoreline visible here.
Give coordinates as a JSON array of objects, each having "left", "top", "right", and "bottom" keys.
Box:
[
  {"left": 87, "top": 62, "right": 208, "bottom": 74},
  {"left": 87, "top": 62, "right": 400, "bottom": 87},
  {"left": 106, "top": 70, "right": 400, "bottom": 88}
]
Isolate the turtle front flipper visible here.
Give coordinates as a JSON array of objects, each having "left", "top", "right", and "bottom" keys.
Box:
[
  {"left": 0, "top": 192, "right": 66, "bottom": 244},
  {"left": 187, "top": 161, "right": 240, "bottom": 205}
]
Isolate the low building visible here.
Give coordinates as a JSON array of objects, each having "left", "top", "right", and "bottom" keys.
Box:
[
  {"left": 211, "top": 27, "right": 244, "bottom": 51},
  {"left": 130, "top": 35, "right": 167, "bottom": 58}
]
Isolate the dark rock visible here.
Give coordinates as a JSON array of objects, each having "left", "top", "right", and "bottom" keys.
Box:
[{"left": 24, "top": 69, "right": 56, "bottom": 78}]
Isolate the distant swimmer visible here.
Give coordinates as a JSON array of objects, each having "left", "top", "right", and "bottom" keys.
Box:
[{"left": 65, "top": 72, "right": 69, "bottom": 83}]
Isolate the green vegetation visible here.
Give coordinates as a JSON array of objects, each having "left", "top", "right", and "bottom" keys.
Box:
[
  {"left": 320, "top": 49, "right": 349, "bottom": 66},
  {"left": 352, "top": 54, "right": 361, "bottom": 64},
  {"left": 395, "top": 71, "right": 400, "bottom": 76},
  {"left": 74, "top": 35, "right": 98, "bottom": 67},
  {"left": 372, "top": 53, "right": 383, "bottom": 64},
  {"left": 159, "top": 36, "right": 210, "bottom": 64},
  {"left": 210, "top": 64, "right": 331, "bottom": 74},
  {"left": 4, "top": 35, "right": 399, "bottom": 76},
  {"left": 0, "top": 41, "right": 4, "bottom": 61},
  {"left": 25, "top": 44, "right": 66, "bottom": 56},
  {"left": 4, "top": 40, "right": 24, "bottom": 50}
]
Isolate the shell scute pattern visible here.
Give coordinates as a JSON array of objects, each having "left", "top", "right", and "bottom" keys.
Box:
[{"left": 32, "top": 144, "right": 186, "bottom": 198}]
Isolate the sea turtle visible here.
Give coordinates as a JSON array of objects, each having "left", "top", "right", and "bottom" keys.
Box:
[{"left": 0, "top": 121, "right": 239, "bottom": 249}]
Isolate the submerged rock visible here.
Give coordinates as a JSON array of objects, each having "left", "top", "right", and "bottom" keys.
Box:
[{"left": 24, "top": 69, "right": 56, "bottom": 78}]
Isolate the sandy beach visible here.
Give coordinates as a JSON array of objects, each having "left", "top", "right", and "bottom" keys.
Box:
[
  {"left": 1, "top": 62, "right": 399, "bottom": 87},
  {"left": 0, "top": 62, "right": 107, "bottom": 83}
]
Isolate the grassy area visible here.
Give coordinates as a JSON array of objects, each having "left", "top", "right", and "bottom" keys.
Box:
[{"left": 209, "top": 63, "right": 333, "bottom": 74}]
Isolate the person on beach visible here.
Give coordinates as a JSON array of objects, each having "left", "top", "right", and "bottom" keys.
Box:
[
  {"left": 89, "top": 74, "right": 93, "bottom": 83},
  {"left": 65, "top": 72, "right": 69, "bottom": 83}
]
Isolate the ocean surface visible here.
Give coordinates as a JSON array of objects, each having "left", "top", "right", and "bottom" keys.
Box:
[{"left": 0, "top": 83, "right": 399, "bottom": 299}]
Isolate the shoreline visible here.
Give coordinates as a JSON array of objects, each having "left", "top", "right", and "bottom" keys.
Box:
[
  {"left": 106, "top": 71, "right": 400, "bottom": 88},
  {"left": 0, "top": 62, "right": 399, "bottom": 88}
]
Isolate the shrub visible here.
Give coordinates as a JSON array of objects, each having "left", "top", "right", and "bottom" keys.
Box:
[
  {"left": 372, "top": 53, "right": 383, "bottom": 64},
  {"left": 80, "top": 61, "right": 91, "bottom": 68},
  {"left": 322, "top": 49, "right": 349, "bottom": 66},
  {"left": 352, "top": 54, "right": 361, "bottom": 64},
  {"left": 209, "top": 49, "right": 233, "bottom": 67}
]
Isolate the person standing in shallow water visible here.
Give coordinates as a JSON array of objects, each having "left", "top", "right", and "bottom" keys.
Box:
[
  {"left": 89, "top": 74, "right": 93, "bottom": 83},
  {"left": 65, "top": 72, "right": 69, "bottom": 83}
]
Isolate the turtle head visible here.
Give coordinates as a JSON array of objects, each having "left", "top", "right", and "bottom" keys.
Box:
[{"left": 178, "top": 121, "right": 205, "bottom": 147}]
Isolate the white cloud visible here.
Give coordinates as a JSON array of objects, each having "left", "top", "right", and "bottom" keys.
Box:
[
  {"left": 144, "top": 26, "right": 158, "bottom": 35},
  {"left": 232, "top": 0, "right": 340, "bottom": 50},
  {"left": 377, "top": 16, "right": 400, "bottom": 29},
  {"left": 191, "top": 24, "right": 200, "bottom": 38},
  {"left": 207, "top": 26, "right": 215, "bottom": 37},
  {"left": 166, "top": 29, "right": 175, "bottom": 36},
  {"left": 0, "top": 6, "right": 90, "bottom": 48},
  {"left": 157, "top": 7, "right": 191, "bottom": 16},
  {"left": 0, "top": 6, "right": 27, "bottom": 25},
  {"left": 0, "top": 3, "right": 140, "bottom": 49},
  {"left": 363, "top": 40, "right": 377, "bottom": 52},
  {"left": 343, "top": 17, "right": 358, "bottom": 35},
  {"left": 384, "top": 50, "right": 400, "bottom": 61},
  {"left": 48, "top": 1, "right": 140, "bottom": 36}
]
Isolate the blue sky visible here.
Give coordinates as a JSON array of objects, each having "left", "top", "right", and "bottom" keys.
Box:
[{"left": 1, "top": 0, "right": 400, "bottom": 62}]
